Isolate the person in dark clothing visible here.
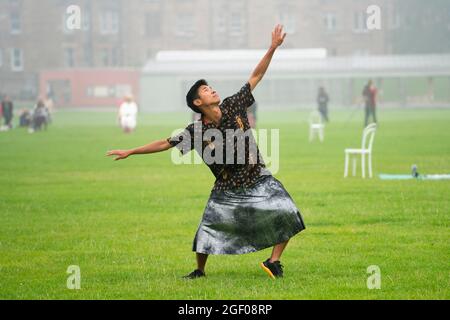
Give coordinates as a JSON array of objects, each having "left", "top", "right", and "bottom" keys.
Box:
[
  {"left": 1, "top": 96, "right": 14, "bottom": 129},
  {"left": 363, "top": 80, "right": 378, "bottom": 127},
  {"left": 0, "top": 94, "right": 3, "bottom": 123},
  {"left": 317, "top": 87, "right": 329, "bottom": 122},
  {"left": 0, "top": 93, "right": 3, "bottom": 120},
  {"left": 107, "top": 25, "right": 305, "bottom": 280},
  {"left": 19, "top": 109, "right": 32, "bottom": 127},
  {"left": 30, "top": 99, "right": 50, "bottom": 132}
]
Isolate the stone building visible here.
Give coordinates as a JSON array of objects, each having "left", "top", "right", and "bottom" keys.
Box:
[{"left": 0, "top": 0, "right": 447, "bottom": 101}]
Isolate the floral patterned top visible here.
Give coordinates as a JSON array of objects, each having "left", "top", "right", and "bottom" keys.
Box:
[{"left": 167, "top": 83, "right": 269, "bottom": 191}]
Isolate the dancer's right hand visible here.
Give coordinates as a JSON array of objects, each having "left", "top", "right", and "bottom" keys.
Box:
[
  {"left": 271, "top": 24, "right": 287, "bottom": 49},
  {"left": 107, "top": 150, "right": 131, "bottom": 161}
]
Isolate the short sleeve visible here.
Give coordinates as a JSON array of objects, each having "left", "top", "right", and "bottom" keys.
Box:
[
  {"left": 223, "top": 83, "right": 256, "bottom": 114},
  {"left": 236, "top": 82, "right": 256, "bottom": 109},
  {"left": 167, "top": 123, "right": 195, "bottom": 155}
]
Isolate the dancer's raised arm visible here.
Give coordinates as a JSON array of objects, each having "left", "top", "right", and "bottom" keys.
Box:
[
  {"left": 248, "top": 24, "right": 286, "bottom": 91},
  {"left": 107, "top": 139, "right": 172, "bottom": 161}
]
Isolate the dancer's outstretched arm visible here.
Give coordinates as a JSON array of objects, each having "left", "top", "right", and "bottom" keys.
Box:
[
  {"left": 248, "top": 24, "right": 286, "bottom": 91},
  {"left": 107, "top": 139, "right": 172, "bottom": 161}
]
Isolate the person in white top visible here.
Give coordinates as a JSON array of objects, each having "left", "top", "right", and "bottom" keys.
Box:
[{"left": 118, "top": 94, "right": 138, "bottom": 133}]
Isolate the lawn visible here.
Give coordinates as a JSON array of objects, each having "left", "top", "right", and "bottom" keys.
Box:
[{"left": 0, "top": 108, "right": 449, "bottom": 299}]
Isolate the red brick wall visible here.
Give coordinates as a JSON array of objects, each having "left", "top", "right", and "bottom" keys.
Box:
[{"left": 39, "top": 69, "right": 140, "bottom": 108}]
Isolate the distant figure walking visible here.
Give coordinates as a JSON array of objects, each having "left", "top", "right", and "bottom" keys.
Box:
[
  {"left": 363, "top": 80, "right": 378, "bottom": 127},
  {"left": 1, "top": 95, "right": 14, "bottom": 131},
  {"left": 317, "top": 87, "right": 329, "bottom": 123}
]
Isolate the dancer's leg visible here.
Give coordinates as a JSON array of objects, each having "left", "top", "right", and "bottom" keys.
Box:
[
  {"left": 270, "top": 240, "right": 289, "bottom": 262},
  {"left": 196, "top": 253, "right": 208, "bottom": 272},
  {"left": 260, "top": 240, "right": 290, "bottom": 279}
]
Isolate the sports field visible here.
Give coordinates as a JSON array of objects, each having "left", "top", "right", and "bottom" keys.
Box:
[{"left": 0, "top": 108, "right": 449, "bottom": 299}]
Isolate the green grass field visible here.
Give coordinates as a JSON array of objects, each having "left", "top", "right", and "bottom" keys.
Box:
[{"left": 0, "top": 108, "right": 449, "bottom": 300}]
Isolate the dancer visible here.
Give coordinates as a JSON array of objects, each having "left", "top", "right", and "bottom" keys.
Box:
[{"left": 107, "top": 25, "right": 305, "bottom": 280}]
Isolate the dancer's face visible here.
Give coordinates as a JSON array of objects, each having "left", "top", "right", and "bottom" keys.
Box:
[{"left": 194, "top": 85, "right": 221, "bottom": 108}]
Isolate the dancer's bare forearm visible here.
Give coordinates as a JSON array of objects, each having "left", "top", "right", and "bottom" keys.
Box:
[
  {"left": 249, "top": 47, "right": 276, "bottom": 91},
  {"left": 107, "top": 139, "right": 172, "bottom": 161},
  {"left": 248, "top": 24, "right": 286, "bottom": 91},
  {"left": 130, "top": 139, "right": 172, "bottom": 155}
]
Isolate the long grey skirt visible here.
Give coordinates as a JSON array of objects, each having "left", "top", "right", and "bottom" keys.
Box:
[{"left": 193, "top": 174, "right": 306, "bottom": 255}]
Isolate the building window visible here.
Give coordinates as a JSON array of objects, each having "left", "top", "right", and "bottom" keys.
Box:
[
  {"left": 388, "top": 9, "right": 401, "bottom": 30},
  {"left": 83, "top": 12, "right": 91, "bottom": 31},
  {"left": 100, "top": 11, "right": 120, "bottom": 35},
  {"left": 215, "top": 12, "right": 227, "bottom": 34},
  {"left": 10, "top": 11, "right": 21, "bottom": 34},
  {"left": 324, "top": 13, "right": 337, "bottom": 32},
  {"left": 146, "top": 12, "right": 161, "bottom": 37},
  {"left": 64, "top": 48, "right": 75, "bottom": 67},
  {"left": 353, "top": 49, "right": 370, "bottom": 56},
  {"left": 279, "top": 9, "right": 297, "bottom": 34},
  {"left": 111, "top": 47, "right": 120, "bottom": 66},
  {"left": 87, "top": 85, "right": 131, "bottom": 98},
  {"left": 84, "top": 45, "right": 92, "bottom": 67},
  {"left": 230, "top": 12, "right": 244, "bottom": 36},
  {"left": 175, "top": 13, "right": 195, "bottom": 37},
  {"left": 62, "top": 12, "right": 74, "bottom": 34},
  {"left": 353, "top": 12, "right": 368, "bottom": 33},
  {"left": 10, "top": 48, "right": 24, "bottom": 72},
  {"left": 102, "top": 48, "right": 110, "bottom": 66}
]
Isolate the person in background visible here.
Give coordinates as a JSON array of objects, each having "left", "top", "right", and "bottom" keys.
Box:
[
  {"left": 118, "top": 93, "right": 138, "bottom": 133},
  {"left": 317, "top": 87, "right": 329, "bottom": 123},
  {"left": 29, "top": 99, "right": 50, "bottom": 133},
  {"left": 363, "top": 80, "right": 378, "bottom": 127},
  {"left": 44, "top": 96, "right": 54, "bottom": 123},
  {"left": 0, "top": 93, "right": 3, "bottom": 124},
  {"left": 1, "top": 95, "right": 14, "bottom": 131},
  {"left": 19, "top": 108, "right": 32, "bottom": 127}
]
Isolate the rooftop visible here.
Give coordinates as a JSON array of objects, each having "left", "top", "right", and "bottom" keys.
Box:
[{"left": 143, "top": 50, "right": 450, "bottom": 77}]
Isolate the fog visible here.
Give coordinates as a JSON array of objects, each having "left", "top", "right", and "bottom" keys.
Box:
[{"left": 0, "top": 0, "right": 449, "bottom": 111}]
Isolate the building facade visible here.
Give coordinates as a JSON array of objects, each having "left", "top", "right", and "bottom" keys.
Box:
[{"left": 0, "top": 0, "right": 448, "bottom": 102}]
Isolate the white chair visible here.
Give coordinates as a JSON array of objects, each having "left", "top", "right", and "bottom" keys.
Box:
[
  {"left": 309, "top": 111, "right": 325, "bottom": 142},
  {"left": 344, "top": 124, "right": 377, "bottom": 178}
]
